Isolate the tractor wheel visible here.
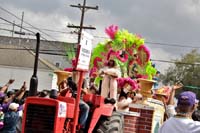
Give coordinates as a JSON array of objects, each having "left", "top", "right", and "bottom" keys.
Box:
[{"left": 94, "top": 112, "right": 124, "bottom": 133}]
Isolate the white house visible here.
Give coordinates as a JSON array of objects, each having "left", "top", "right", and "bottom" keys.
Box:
[{"left": 0, "top": 35, "right": 75, "bottom": 92}]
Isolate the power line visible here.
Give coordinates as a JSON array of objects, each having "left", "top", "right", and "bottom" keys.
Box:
[
  {"left": 1, "top": 17, "right": 199, "bottom": 62},
  {"left": 0, "top": 46, "right": 199, "bottom": 65},
  {"left": 0, "top": 6, "right": 59, "bottom": 41},
  {"left": 1, "top": 22, "right": 200, "bottom": 49},
  {"left": 0, "top": 27, "right": 33, "bottom": 36},
  {"left": 93, "top": 35, "right": 200, "bottom": 49},
  {"left": 0, "top": 16, "right": 76, "bottom": 53},
  {"left": 151, "top": 59, "right": 200, "bottom": 65},
  {"left": 146, "top": 41, "right": 200, "bottom": 49},
  {"left": 0, "top": 22, "right": 74, "bottom": 34},
  {"left": 1, "top": 7, "right": 200, "bottom": 50},
  {"left": 0, "top": 47, "right": 75, "bottom": 52},
  {"left": 0, "top": 16, "right": 35, "bottom": 34},
  {"left": 0, "top": 47, "right": 69, "bottom": 56}
]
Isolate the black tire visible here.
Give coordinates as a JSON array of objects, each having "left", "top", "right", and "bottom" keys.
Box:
[{"left": 94, "top": 111, "right": 124, "bottom": 133}]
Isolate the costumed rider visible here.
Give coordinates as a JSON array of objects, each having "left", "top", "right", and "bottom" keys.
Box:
[{"left": 100, "top": 58, "right": 121, "bottom": 102}]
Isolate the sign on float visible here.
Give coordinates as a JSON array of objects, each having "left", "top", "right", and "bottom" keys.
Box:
[{"left": 76, "top": 31, "right": 93, "bottom": 71}]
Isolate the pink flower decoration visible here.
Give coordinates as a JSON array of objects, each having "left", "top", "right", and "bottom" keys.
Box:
[
  {"left": 116, "top": 51, "right": 129, "bottom": 62},
  {"left": 105, "top": 25, "right": 118, "bottom": 39},
  {"left": 117, "top": 77, "right": 138, "bottom": 90},
  {"left": 93, "top": 57, "right": 102, "bottom": 67},
  {"left": 72, "top": 58, "right": 77, "bottom": 68},
  {"left": 89, "top": 67, "right": 98, "bottom": 77},
  {"left": 136, "top": 34, "right": 142, "bottom": 39},
  {"left": 107, "top": 49, "right": 116, "bottom": 60}
]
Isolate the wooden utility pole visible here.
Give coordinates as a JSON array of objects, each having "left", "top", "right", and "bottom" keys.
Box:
[
  {"left": 12, "top": 21, "right": 15, "bottom": 37},
  {"left": 68, "top": 0, "right": 98, "bottom": 44},
  {"left": 68, "top": 1, "right": 98, "bottom": 133},
  {"left": 19, "top": 11, "right": 24, "bottom": 38}
]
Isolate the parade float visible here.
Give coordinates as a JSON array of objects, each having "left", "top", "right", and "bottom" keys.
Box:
[
  {"left": 90, "top": 25, "right": 157, "bottom": 80},
  {"left": 21, "top": 26, "right": 168, "bottom": 133},
  {"left": 90, "top": 25, "right": 166, "bottom": 133},
  {"left": 90, "top": 25, "right": 157, "bottom": 96}
]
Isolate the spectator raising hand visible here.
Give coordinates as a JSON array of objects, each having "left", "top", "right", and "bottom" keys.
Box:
[
  {"left": 172, "top": 82, "right": 183, "bottom": 90},
  {"left": 3, "top": 81, "right": 27, "bottom": 104},
  {"left": 167, "top": 82, "right": 183, "bottom": 106},
  {"left": 0, "top": 79, "right": 15, "bottom": 94},
  {"left": 20, "top": 82, "right": 27, "bottom": 91},
  {"left": 15, "top": 81, "right": 27, "bottom": 102}
]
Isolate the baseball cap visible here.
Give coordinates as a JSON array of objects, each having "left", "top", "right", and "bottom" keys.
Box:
[
  {"left": 9, "top": 103, "right": 19, "bottom": 111},
  {"left": 177, "top": 91, "right": 199, "bottom": 106}
]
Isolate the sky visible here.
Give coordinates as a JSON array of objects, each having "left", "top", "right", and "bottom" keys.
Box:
[{"left": 1, "top": 0, "right": 200, "bottom": 73}]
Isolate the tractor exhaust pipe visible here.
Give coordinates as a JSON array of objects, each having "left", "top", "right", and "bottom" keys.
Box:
[{"left": 29, "top": 33, "right": 40, "bottom": 96}]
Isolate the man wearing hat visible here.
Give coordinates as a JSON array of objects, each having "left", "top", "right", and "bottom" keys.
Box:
[
  {"left": 159, "top": 91, "right": 200, "bottom": 133},
  {"left": 2, "top": 102, "right": 20, "bottom": 133}
]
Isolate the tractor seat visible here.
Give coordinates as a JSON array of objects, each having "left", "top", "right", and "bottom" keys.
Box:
[{"left": 104, "top": 98, "right": 116, "bottom": 105}]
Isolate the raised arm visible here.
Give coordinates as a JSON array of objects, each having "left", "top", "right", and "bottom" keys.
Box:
[
  {"left": 167, "top": 83, "right": 183, "bottom": 105},
  {"left": 15, "top": 81, "right": 27, "bottom": 101},
  {"left": 0, "top": 79, "right": 15, "bottom": 93}
]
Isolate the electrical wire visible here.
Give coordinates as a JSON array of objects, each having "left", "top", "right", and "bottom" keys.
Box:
[
  {"left": 0, "top": 22, "right": 72, "bottom": 34},
  {"left": 0, "top": 27, "right": 34, "bottom": 36},
  {"left": 0, "top": 16, "right": 77, "bottom": 53},
  {"left": 0, "top": 47, "right": 69, "bottom": 56},
  {"left": 146, "top": 41, "right": 200, "bottom": 49},
  {"left": 151, "top": 59, "right": 200, "bottom": 65},
  {"left": 1, "top": 7, "right": 200, "bottom": 64},
  {"left": 0, "top": 47, "right": 76, "bottom": 52},
  {"left": 0, "top": 6, "right": 59, "bottom": 41},
  {"left": 1, "top": 21, "right": 199, "bottom": 49},
  {"left": 0, "top": 16, "right": 35, "bottom": 34},
  {"left": 0, "top": 46, "right": 199, "bottom": 65}
]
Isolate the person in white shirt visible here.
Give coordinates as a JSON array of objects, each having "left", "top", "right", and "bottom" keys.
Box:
[
  {"left": 159, "top": 91, "right": 200, "bottom": 133},
  {"left": 101, "top": 59, "right": 121, "bottom": 101}
]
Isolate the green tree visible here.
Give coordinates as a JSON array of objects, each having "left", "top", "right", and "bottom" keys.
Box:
[{"left": 161, "top": 49, "right": 200, "bottom": 98}]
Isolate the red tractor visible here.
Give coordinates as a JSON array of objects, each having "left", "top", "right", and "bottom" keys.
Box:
[
  {"left": 22, "top": 71, "right": 123, "bottom": 133},
  {"left": 22, "top": 33, "right": 123, "bottom": 133},
  {"left": 21, "top": 90, "right": 123, "bottom": 133}
]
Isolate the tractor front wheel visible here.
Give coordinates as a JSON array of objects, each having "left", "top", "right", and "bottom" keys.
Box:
[{"left": 94, "top": 112, "right": 124, "bottom": 133}]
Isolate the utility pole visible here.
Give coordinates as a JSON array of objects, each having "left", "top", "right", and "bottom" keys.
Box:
[
  {"left": 68, "top": 0, "right": 98, "bottom": 44},
  {"left": 68, "top": 1, "right": 98, "bottom": 133},
  {"left": 12, "top": 21, "right": 15, "bottom": 37},
  {"left": 20, "top": 11, "right": 24, "bottom": 38}
]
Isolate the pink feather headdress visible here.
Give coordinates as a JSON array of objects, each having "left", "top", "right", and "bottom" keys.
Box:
[{"left": 105, "top": 25, "right": 118, "bottom": 39}]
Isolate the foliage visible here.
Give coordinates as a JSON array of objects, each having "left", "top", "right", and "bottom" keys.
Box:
[
  {"left": 64, "top": 43, "right": 76, "bottom": 61},
  {"left": 161, "top": 49, "right": 200, "bottom": 98}
]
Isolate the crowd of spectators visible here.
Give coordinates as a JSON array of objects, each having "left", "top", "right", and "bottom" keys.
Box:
[
  {"left": 0, "top": 79, "right": 26, "bottom": 133},
  {"left": 0, "top": 76, "right": 199, "bottom": 133}
]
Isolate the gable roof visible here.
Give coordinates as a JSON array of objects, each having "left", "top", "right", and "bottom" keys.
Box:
[
  {"left": 0, "top": 43, "right": 58, "bottom": 70},
  {"left": 0, "top": 35, "right": 75, "bottom": 70}
]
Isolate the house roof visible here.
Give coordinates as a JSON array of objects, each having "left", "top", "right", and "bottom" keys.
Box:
[
  {"left": 0, "top": 35, "right": 75, "bottom": 70},
  {"left": 0, "top": 45, "right": 56, "bottom": 70}
]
